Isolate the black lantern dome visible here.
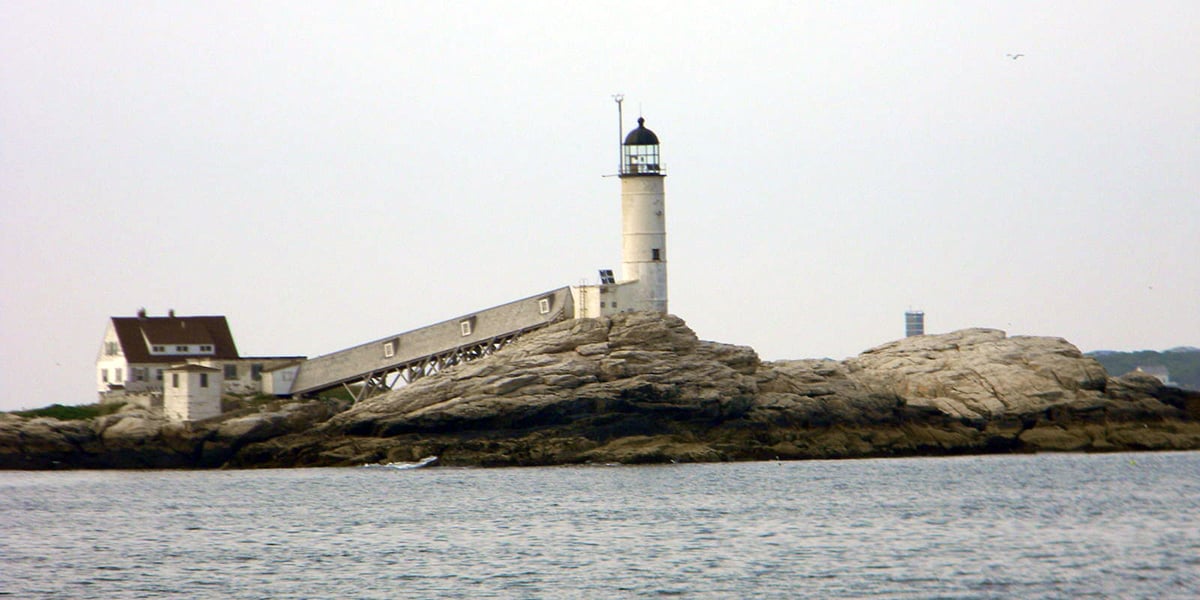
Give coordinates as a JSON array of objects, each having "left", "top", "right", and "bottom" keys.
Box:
[{"left": 623, "top": 117, "right": 659, "bottom": 145}]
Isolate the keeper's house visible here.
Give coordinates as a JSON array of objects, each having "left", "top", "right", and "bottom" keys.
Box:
[{"left": 96, "top": 309, "right": 303, "bottom": 409}]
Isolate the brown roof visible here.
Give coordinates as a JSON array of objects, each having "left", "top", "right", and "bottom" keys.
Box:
[{"left": 112, "top": 316, "right": 240, "bottom": 363}]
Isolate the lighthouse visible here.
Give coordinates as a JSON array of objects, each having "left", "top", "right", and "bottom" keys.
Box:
[
  {"left": 569, "top": 110, "right": 669, "bottom": 318},
  {"left": 619, "top": 116, "right": 668, "bottom": 313}
]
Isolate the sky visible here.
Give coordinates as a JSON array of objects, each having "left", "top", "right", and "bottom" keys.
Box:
[{"left": 2, "top": 1, "right": 1197, "bottom": 411}]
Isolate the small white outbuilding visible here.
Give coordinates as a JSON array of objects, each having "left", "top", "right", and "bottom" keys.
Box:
[{"left": 163, "top": 363, "right": 223, "bottom": 421}]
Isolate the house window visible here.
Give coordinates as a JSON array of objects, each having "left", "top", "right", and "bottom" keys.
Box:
[
  {"left": 105, "top": 341, "right": 119, "bottom": 355},
  {"left": 115, "top": 368, "right": 123, "bottom": 382},
  {"left": 176, "top": 345, "right": 188, "bottom": 352},
  {"left": 172, "top": 373, "right": 179, "bottom": 388},
  {"left": 383, "top": 341, "right": 396, "bottom": 358},
  {"left": 134, "top": 368, "right": 145, "bottom": 381},
  {"left": 600, "top": 302, "right": 606, "bottom": 308},
  {"left": 200, "top": 373, "right": 208, "bottom": 388},
  {"left": 151, "top": 345, "right": 165, "bottom": 353},
  {"left": 101, "top": 369, "right": 108, "bottom": 383},
  {"left": 200, "top": 345, "right": 213, "bottom": 353},
  {"left": 155, "top": 369, "right": 163, "bottom": 381},
  {"left": 251, "top": 364, "right": 263, "bottom": 381},
  {"left": 651, "top": 248, "right": 661, "bottom": 261},
  {"left": 538, "top": 298, "right": 551, "bottom": 314},
  {"left": 460, "top": 320, "right": 472, "bottom": 336},
  {"left": 224, "top": 364, "right": 237, "bottom": 379}
]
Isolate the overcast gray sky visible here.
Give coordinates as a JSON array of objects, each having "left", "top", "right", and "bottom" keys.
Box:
[{"left": 2, "top": 1, "right": 1197, "bottom": 411}]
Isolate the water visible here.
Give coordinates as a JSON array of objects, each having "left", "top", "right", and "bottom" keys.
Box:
[{"left": 2, "top": 452, "right": 1198, "bottom": 599}]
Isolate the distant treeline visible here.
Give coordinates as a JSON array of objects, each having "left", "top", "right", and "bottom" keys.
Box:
[{"left": 1088, "top": 349, "right": 1200, "bottom": 390}]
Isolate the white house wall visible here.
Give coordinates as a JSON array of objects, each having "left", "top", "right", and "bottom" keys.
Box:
[
  {"left": 96, "top": 323, "right": 128, "bottom": 393},
  {"left": 221, "top": 358, "right": 305, "bottom": 395},
  {"left": 99, "top": 356, "right": 300, "bottom": 400}
]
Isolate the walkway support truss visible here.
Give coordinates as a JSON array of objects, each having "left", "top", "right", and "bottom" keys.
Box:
[{"left": 341, "top": 329, "right": 538, "bottom": 402}]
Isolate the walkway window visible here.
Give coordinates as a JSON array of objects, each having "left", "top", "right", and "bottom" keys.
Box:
[
  {"left": 538, "top": 298, "right": 551, "bottom": 314},
  {"left": 460, "top": 320, "right": 473, "bottom": 336}
]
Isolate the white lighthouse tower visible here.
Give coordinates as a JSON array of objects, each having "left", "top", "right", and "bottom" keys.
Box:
[{"left": 618, "top": 116, "right": 668, "bottom": 313}]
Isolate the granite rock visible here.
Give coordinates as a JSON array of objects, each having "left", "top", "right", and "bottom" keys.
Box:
[{"left": 4, "top": 314, "right": 1198, "bottom": 469}]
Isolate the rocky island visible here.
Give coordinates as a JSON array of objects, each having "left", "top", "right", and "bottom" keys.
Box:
[{"left": 3, "top": 313, "right": 1199, "bottom": 469}]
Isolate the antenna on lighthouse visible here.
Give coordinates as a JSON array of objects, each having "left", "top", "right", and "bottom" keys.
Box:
[{"left": 612, "top": 93, "right": 624, "bottom": 173}]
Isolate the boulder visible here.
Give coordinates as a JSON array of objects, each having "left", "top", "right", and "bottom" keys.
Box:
[
  {"left": 0, "top": 416, "right": 96, "bottom": 468},
  {"left": 847, "top": 328, "right": 1110, "bottom": 421}
]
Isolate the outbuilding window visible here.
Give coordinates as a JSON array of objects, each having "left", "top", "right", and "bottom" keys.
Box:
[
  {"left": 200, "top": 373, "right": 209, "bottom": 388},
  {"left": 651, "top": 248, "right": 661, "bottom": 261}
]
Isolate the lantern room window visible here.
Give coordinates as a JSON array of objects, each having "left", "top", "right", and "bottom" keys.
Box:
[{"left": 622, "top": 144, "right": 660, "bottom": 175}]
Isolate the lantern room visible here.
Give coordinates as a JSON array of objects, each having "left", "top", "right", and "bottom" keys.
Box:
[{"left": 620, "top": 117, "right": 662, "bottom": 176}]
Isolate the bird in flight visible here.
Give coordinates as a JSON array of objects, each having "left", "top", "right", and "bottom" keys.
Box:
[{"left": 1006, "top": 53, "right": 1025, "bottom": 60}]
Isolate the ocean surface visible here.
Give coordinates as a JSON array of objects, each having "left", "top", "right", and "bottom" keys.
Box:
[{"left": 2, "top": 452, "right": 1198, "bottom": 599}]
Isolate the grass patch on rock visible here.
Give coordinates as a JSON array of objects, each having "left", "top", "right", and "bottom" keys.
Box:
[{"left": 10, "top": 402, "right": 126, "bottom": 421}]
